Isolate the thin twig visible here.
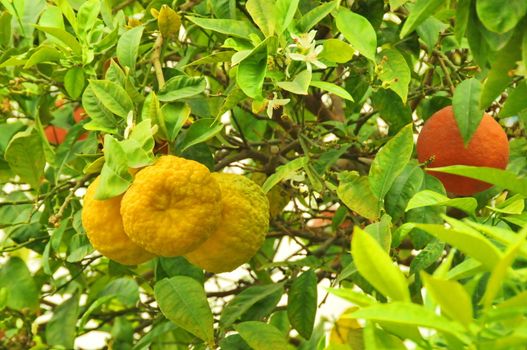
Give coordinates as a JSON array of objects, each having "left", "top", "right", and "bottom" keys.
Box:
[
  {"left": 152, "top": 34, "right": 166, "bottom": 89},
  {"left": 438, "top": 55, "right": 455, "bottom": 94}
]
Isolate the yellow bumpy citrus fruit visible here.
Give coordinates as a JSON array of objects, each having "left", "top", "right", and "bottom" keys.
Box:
[
  {"left": 186, "top": 173, "right": 270, "bottom": 273},
  {"left": 81, "top": 177, "right": 154, "bottom": 265},
  {"left": 120, "top": 155, "right": 222, "bottom": 256}
]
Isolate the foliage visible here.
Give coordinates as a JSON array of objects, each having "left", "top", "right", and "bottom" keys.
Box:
[{"left": 0, "top": 0, "right": 526, "bottom": 349}]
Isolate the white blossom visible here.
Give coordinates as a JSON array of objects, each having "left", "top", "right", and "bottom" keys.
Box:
[
  {"left": 266, "top": 93, "right": 290, "bottom": 118},
  {"left": 287, "top": 30, "right": 327, "bottom": 72}
]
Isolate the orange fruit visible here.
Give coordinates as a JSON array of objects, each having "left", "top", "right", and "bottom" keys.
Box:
[
  {"left": 45, "top": 125, "right": 68, "bottom": 145},
  {"left": 307, "top": 211, "right": 352, "bottom": 229},
  {"left": 73, "top": 106, "right": 86, "bottom": 123},
  {"left": 416, "top": 106, "right": 509, "bottom": 196}
]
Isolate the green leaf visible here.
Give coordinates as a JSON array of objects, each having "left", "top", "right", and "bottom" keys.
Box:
[
  {"left": 352, "top": 226, "right": 410, "bottom": 302},
  {"left": 465, "top": 221, "right": 527, "bottom": 258},
  {"left": 310, "top": 80, "right": 354, "bottom": 101},
  {"left": 45, "top": 294, "right": 80, "bottom": 349},
  {"left": 455, "top": 0, "right": 471, "bottom": 43},
  {"left": 385, "top": 164, "right": 425, "bottom": 220},
  {"left": 246, "top": 0, "right": 276, "bottom": 37},
  {"left": 157, "top": 257, "right": 205, "bottom": 283},
  {"left": 421, "top": 272, "right": 473, "bottom": 325},
  {"left": 0, "top": 257, "right": 39, "bottom": 311},
  {"left": 116, "top": 26, "right": 144, "bottom": 71},
  {"left": 364, "top": 322, "right": 407, "bottom": 350},
  {"left": 428, "top": 165, "right": 527, "bottom": 196},
  {"left": 406, "top": 190, "right": 477, "bottom": 216},
  {"left": 57, "top": 0, "right": 77, "bottom": 31},
  {"left": 235, "top": 321, "right": 294, "bottom": 350},
  {"left": 400, "top": 0, "right": 443, "bottom": 38},
  {"left": 500, "top": 81, "right": 527, "bottom": 117},
  {"left": 487, "top": 194, "right": 525, "bottom": 214},
  {"left": 0, "top": 11, "right": 12, "bottom": 47},
  {"left": 220, "top": 334, "right": 252, "bottom": 350},
  {"left": 319, "top": 39, "right": 355, "bottom": 63},
  {"left": 263, "top": 157, "right": 308, "bottom": 194},
  {"left": 101, "top": 277, "right": 140, "bottom": 307},
  {"left": 158, "top": 5, "right": 181, "bottom": 38},
  {"left": 337, "top": 171, "right": 380, "bottom": 221},
  {"left": 220, "top": 283, "right": 284, "bottom": 329},
  {"left": 377, "top": 49, "right": 411, "bottom": 103},
  {"left": 499, "top": 290, "right": 527, "bottom": 309},
  {"left": 350, "top": 302, "right": 470, "bottom": 344},
  {"left": 5, "top": 128, "right": 45, "bottom": 188},
  {"left": 120, "top": 119, "right": 155, "bottom": 168},
  {"left": 326, "top": 287, "right": 377, "bottom": 307},
  {"left": 89, "top": 80, "right": 133, "bottom": 118},
  {"left": 217, "top": 87, "right": 247, "bottom": 118},
  {"left": 64, "top": 67, "right": 85, "bottom": 99},
  {"left": 143, "top": 92, "right": 165, "bottom": 138},
  {"left": 336, "top": 9, "right": 377, "bottom": 61},
  {"left": 34, "top": 25, "right": 82, "bottom": 55},
  {"left": 369, "top": 124, "right": 414, "bottom": 203},
  {"left": 275, "top": 0, "right": 299, "bottom": 35},
  {"left": 415, "top": 223, "right": 502, "bottom": 270},
  {"left": 24, "top": 46, "right": 63, "bottom": 68},
  {"left": 186, "top": 17, "right": 260, "bottom": 39},
  {"left": 178, "top": 118, "right": 223, "bottom": 153},
  {"left": 364, "top": 214, "right": 392, "bottom": 252},
  {"left": 523, "top": 23, "right": 527, "bottom": 69},
  {"left": 476, "top": 0, "right": 527, "bottom": 34},
  {"left": 389, "top": 0, "right": 409, "bottom": 11},
  {"left": 297, "top": 0, "right": 338, "bottom": 32},
  {"left": 183, "top": 51, "right": 235, "bottom": 67},
  {"left": 154, "top": 276, "right": 214, "bottom": 343},
  {"left": 158, "top": 76, "right": 206, "bottom": 102},
  {"left": 453, "top": 78, "right": 483, "bottom": 145},
  {"left": 480, "top": 31, "right": 522, "bottom": 108},
  {"left": 95, "top": 135, "right": 133, "bottom": 200},
  {"left": 410, "top": 239, "right": 445, "bottom": 275},
  {"left": 79, "top": 295, "right": 115, "bottom": 329},
  {"left": 82, "top": 85, "right": 118, "bottom": 133},
  {"left": 162, "top": 102, "right": 190, "bottom": 142},
  {"left": 446, "top": 258, "right": 485, "bottom": 281},
  {"left": 77, "top": 0, "right": 100, "bottom": 38},
  {"left": 288, "top": 270, "right": 317, "bottom": 339},
  {"left": 371, "top": 88, "right": 413, "bottom": 135},
  {"left": 277, "top": 69, "right": 312, "bottom": 95},
  {"left": 237, "top": 38, "right": 270, "bottom": 99},
  {"left": 416, "top": 17, "right": 448, "bottom": 51},
  {"left": 482, "top": 226, "right": 527, "bottom": 309}
]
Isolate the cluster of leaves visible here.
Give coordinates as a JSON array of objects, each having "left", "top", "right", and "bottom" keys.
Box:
[{"left": 0, "top": 0, "right": 527, "bottom": 349}]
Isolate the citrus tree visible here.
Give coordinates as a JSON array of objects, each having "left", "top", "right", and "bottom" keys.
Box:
[{"left": 1, "top": 0, "right": 527, "bottom": 349}]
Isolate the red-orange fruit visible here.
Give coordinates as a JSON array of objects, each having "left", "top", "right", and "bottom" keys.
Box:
[
  {"left": 45, "top": 125, "right": 68, "bottom": 145},
  {"left": 416, "top": 106, "right": 509, "bottom": 196},
  {"left": 307, "top": 211, "right": 352, "bottom": 229},
  {"left": 73, "top": 106, "right": 86, "bottom": 123}
]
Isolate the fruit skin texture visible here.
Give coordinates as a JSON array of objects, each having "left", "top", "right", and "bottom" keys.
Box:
[
  {"left": 186, "top": 173, "right": 270, "bottom": 273},
  {"left": 120, "top": 155, "right": 222, "bottom": 256},
  {"left": 416, "top": 106, "right": 509, "bottom": 196},
  {"left": 81, "top": 177, "right": 154, "bottom": 265}
]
